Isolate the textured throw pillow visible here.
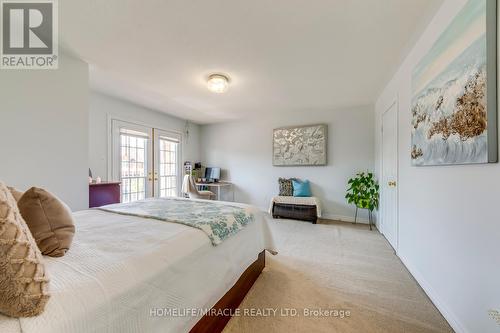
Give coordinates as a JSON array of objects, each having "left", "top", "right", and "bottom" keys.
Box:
[
  {"left": 292, "top": 179, "right": 312, "bottom": 197},
  {"left": 18, "top": 188, "right": 75, "bottom": 257},
  {"left": 278, "top": 178, "right": 294, "bottom": 196},
  {"left": 7, "top": 187, "right": 23, "bottom": 202},
  {"left": 0, "top": 182, "right": 50, "bottom": 317}
]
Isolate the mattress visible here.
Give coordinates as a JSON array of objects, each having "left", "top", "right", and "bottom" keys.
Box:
[{"left": 0, "top": 201, "right": 276, "bottom": 333}]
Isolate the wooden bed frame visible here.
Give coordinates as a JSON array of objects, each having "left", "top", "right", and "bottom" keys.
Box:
[{"left": 189, "top": 250, "right": 266, "bottom": 333}]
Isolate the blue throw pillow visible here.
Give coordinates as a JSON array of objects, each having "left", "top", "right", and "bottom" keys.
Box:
[{"left": 292, "top": 179, "right": 312, "bottom": 197}]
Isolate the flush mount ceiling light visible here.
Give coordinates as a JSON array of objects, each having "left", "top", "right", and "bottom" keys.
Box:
[{"left": 207, "top": 74, "right": 230, "bottom": 93}]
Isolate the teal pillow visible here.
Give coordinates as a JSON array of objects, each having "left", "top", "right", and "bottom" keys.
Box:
[{"left": 292, "top": 179, "right": 312, "bottom": 197}]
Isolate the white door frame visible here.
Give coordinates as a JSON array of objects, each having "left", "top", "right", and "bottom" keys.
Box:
[
  {"left": 153, "top": 128, "right": 183, "bottom": 197},
  {"left": 380, "top": 97, "right": 399, "bottom": 252},
  {"left": 110, "top": 119, "right": 154, "bottom": 200},
  {"left": 108, "top": 116, "right": 183, "bottom": 198}
]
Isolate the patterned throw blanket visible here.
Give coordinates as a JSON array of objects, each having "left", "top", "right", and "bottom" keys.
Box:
[{"left": 98, "top": 198, "right": 254, "bottom": 246}]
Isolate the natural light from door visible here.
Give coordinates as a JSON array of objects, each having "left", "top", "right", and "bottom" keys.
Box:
[
  {"left": 120, "top": 130, "right": 148, "bottom": 203},
  {"left": 113, "top": 120, "right": 181, "bottom": 203},
  {"left": 159, "top": 137, "right": 179, "bottom": 198}
]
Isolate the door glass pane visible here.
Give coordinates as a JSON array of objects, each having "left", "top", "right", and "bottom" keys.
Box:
[
  {"left": 120, "top": 131, "right": 148, "bottom": 203},
  {"left": 159, "top": 137, "right": 178, "bottom": 197}
]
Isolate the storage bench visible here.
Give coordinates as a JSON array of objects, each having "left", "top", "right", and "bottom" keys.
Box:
[{"left": 269, "top": 196, "right": 321, "bottom": 224}]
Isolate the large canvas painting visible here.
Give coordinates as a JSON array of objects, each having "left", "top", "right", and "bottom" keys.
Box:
[
  {"left": 273, "top": 124, "right": 327, "bottom": 166},
  {"left": 411, "top": 0, "right": 497, "bottom": 166}
]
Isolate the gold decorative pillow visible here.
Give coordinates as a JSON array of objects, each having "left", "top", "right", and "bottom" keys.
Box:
[
  {"left": 7, "top": 186, "right": 23, "bottom": 202},
  {"left": 18, "top": 187, "right": 75, "bottom": 257},
  {"left": 0, "top": 182, "right": 50, "bottom": 317},
  {"left": 278, "top": 178, "right": 294, "bottom": 196}
]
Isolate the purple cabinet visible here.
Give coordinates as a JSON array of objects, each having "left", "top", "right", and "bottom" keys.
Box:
[{"left": 89, "top": 182, "right": 121, "bottom": 208}]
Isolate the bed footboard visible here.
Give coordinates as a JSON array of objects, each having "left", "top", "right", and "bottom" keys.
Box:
[{"left": 189, "top": 250, "right": 265, "bottom": 333}]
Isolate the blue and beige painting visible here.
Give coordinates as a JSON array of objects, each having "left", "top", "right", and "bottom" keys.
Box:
[{"left": 411, "top": 0, "right": 488, "bottom": 166}]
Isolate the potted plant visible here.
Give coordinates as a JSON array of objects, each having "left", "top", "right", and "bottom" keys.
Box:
[{"left": 345, "top": 172, "right": 379, "bottom": 230}]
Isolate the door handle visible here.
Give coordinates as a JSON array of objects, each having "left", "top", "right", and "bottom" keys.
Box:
[{"left": 388, "top": 181, "right": 396, "bottom": 187}]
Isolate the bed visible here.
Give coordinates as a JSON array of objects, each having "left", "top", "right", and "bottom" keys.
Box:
[{"left": 0, "top": 198, "right": 276, "bottom": 333}]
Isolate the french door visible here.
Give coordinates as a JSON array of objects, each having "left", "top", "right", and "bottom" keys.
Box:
[
  {"left": 154, "top": 129, "right": 181, "bottom": 198},
  {"left": 111, "top": 120, "right": 181, "bottom": 203}
]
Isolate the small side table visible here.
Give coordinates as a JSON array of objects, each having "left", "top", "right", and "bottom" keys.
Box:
[{"left": 89, "top": 181, "right": 121, "bottom": 208}]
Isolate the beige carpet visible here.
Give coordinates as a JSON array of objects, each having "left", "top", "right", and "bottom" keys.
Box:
[{"left": 223, "top": 218, "right": 453, "bottom": 333}]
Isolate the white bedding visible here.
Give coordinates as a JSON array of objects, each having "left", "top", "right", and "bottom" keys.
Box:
[{"left": 0, "top": 201, "right": 276, "bottom": 333}]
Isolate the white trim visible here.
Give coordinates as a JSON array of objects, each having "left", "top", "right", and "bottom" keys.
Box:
[
  {"left": 395, "top": 95, "right": 400, "bottom": 251},
  {"left": 264, "top": 211, "right": 371, "bottom": 224},
  {"left": 380, "top": 97, "right": 400, "bottom": 251},
  {"left": 111, "top": 119, "right": 153, "bottom": 200},
  {"left": 322, "top": 213, "right": 370, "bottom": 224},
  {"left": 106, "top": 113, "right": 113, "bottom": 181},
  {"left": 154, "top": 129, "right": 183, "bottom": 197},
  {"left": 398, "top": 254, "right": 467, "bottom": 333},
  {"left": 258, "top": 207, "right": 372, "bottom": 224},
  {"left": 106, "top": 113, "right": 184, "bottom": 181},
  {"left": 106, "top": 114, "right": 184, "bottom": 137},
  {"left": 379, "top": 101, "right": 395, "bottom": 232},
  {"left": 107, "top": 115, "right": 184, "bottom": 199}
]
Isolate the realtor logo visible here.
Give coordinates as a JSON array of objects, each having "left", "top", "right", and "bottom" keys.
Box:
[{"left": 1, "top": 0, "right": 58, "bottom": 69}]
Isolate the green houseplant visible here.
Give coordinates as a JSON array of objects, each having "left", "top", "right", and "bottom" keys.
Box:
[{"left": 345, "top": 172, "right": 379, "bottom": 229}]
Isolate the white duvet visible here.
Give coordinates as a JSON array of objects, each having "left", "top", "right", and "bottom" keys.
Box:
[{"left": 0, "top": 201, "right": 275, "bottom": 333}]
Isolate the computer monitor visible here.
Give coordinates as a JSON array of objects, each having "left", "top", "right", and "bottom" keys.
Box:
[{"left": 204, "top": 167, "right": 221, "bottom": 181}]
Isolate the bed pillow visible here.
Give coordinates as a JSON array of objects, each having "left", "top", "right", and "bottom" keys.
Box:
[
  {"left": 292, "top": 179, "right": 312, "bottom": 197},
  {"left": 278, "top": 178, "right": 294, "bottom": 196},
  {"left": 0, "top": 182, "right": 50, "bottom": 317},
  {"left": 18, "top": 187, "right": 75, "bottom": 257},
  {"left": 7, "top": 186, "right": 23, "bottom": 202}
]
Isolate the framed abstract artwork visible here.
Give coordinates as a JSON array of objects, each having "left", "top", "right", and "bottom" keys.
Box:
[
  {"left": 273, "top": 124, "right": 327, "bottom": 166},
  {"left": 411, "top": 0, "right": 497, "bottom": 166}
]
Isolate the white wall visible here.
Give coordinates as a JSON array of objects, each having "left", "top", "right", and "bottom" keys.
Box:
[
  {"left": 0, "top": 54, "right": 89, "bottom": 211},
  {"left": 374, "top": 1, "right": 500, "bottom": 332},
  {"left": 201, "top": 106, "right": 374, "bottom": 221},
  {"left": 89, "top": 92, "right": 201, "bottom": 180}
]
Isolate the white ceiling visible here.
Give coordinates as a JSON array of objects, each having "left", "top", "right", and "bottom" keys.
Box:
[{"left": 61, "top": 0, "right": 442, "bottom": 124}]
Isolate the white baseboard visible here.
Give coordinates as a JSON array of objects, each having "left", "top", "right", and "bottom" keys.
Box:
[
  {"left": 261, "top": 206, "right": 373, "bottom": 225},
  {"left": 322, "top": 213, "right": 370, "bottom": 224},
  {"left": 264, "top": 201, "right": 463, "bottom": 331},
  {"left": 398, "top": 254, "right": 467, "bottom": 333}
]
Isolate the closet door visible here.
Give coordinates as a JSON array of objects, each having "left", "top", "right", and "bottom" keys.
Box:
[{"left": 381, "top": 102, "right": 399, "bottom": 251}]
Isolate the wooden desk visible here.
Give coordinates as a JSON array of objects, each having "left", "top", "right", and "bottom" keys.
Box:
[
  {"left": 89, "top": 181, "right": 121, "bottom": 208},
  {"left": 195, "top": 181, "right": 234, "bottom": 201}
]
